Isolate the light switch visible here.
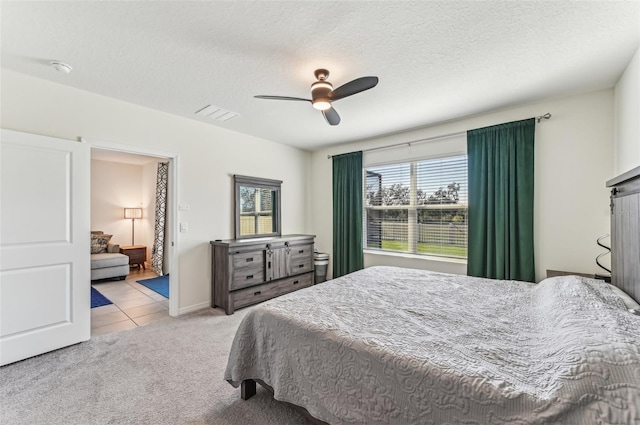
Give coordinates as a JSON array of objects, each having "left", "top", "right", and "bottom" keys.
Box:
[
  {"left": 180, "top": 222, "right": 189, "bottom": 232},
  {"left": 179, "top": 204, "right": 190, "bottom": 211}
]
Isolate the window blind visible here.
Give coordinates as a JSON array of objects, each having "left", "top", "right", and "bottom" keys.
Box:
[{"left": 364, "top": 154, "right": 468, "bottom": 258}]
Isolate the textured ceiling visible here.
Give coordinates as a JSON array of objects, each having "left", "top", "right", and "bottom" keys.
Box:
[{"left": 1, "top": 1, "right": 639, "bottom": 151}]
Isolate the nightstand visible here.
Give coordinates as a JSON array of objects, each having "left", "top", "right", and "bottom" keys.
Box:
[
  {"left": 546, "top": 269, "right": 594, "bottom": 279},
  {"left": 119, "top": 245, "right": 147, "bottom": 270}
]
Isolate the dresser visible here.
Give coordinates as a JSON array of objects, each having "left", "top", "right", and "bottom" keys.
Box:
[{"left": 211, "top": 235, "right": 315, "bottom": 314}]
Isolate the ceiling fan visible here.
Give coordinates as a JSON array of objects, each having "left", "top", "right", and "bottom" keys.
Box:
[{"left": 254, "top": 69, "right": 379, "bottom": 126}]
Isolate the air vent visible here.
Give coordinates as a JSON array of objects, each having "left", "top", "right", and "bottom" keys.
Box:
[{"left": 195, "top": 105, "right": 239, "bottom": 122}]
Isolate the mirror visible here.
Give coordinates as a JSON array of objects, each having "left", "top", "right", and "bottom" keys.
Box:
[{"left": 234, "top": 175, "right": 282, "bottom": 239}]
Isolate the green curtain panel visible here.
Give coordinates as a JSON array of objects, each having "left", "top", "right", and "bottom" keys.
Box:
[
  {"left": 467, "top": 118, "right": 536, "bottom": 282},
  {"left": 333, "top": 151, "right": 364, "bottom": 278}
]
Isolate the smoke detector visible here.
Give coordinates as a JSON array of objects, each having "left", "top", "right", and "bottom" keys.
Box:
[{"left": 50, "top": 61, "right": 72, "bottom": 74}]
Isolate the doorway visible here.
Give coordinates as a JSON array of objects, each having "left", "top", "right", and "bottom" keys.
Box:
[{"left": 88, "top": 143, "right": 178, "bottom": 336}]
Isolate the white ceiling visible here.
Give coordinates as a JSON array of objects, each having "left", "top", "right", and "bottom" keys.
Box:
[{"left": 2, "top": 1, "right": 639, "bottom": 151}]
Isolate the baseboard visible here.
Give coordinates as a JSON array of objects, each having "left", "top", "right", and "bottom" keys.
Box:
[{"left": 178, "top": 301, "right": 211, "bottom": 316}]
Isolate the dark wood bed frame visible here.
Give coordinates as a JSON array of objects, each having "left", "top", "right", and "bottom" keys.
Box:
[
  {"left": 607, "top": 165, "right": 640, "bottom": 304},
  {"left": 238, "top": 166, "right": 640, "bottom": 423},
  {"left": 241, "top": 379, "right": 329, "bottom": 425}
]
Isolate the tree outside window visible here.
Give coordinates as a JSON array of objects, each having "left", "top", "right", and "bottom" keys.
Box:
[
  {"left": 364, "top": 155, "right": 468, "bottom": 258},
  {"left": 240, "top": 187, "right": 274, "bottom": 235}
]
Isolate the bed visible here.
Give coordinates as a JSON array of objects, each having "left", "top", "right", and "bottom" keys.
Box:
[
  {"left": 224, "top": 169, "right": 640, "bottom": 424},
  {"left": 225, "top": 267, "right": 640, "bottom": 424}
]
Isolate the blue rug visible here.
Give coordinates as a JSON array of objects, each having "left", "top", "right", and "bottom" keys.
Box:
[
  {"left": 137, "top": 274, "right": 169, "bottom": 298},
  {"left": 91, "top": 287, "right": 113, "bottom": 308}
]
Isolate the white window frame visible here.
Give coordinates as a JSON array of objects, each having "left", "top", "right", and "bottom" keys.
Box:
[{"left": 363, "top": 153, "right": 468, "bottom": 259}]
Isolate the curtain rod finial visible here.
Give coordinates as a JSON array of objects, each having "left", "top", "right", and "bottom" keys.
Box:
[{"left": 537, "top": 113, "right": 552, "bottom": 123}]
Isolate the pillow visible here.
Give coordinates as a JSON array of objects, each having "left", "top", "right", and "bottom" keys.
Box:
[
  {"left": 90, "top": 234, "right": 112, "bottom": 254},
  {"left": 605, "top": 283, "right": 640, "bottom": 310}
]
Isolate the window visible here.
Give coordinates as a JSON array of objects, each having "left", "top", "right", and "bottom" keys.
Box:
[{"left": 364, "top": 155, "right": 468, "bottom": 258}]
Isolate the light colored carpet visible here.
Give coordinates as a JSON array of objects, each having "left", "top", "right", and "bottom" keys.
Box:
[{"left": 0, "top": 308, "right": 311, "bottom": 425}]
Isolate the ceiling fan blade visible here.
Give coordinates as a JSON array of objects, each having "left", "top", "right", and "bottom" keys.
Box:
[
  {"left": 322, "top": 107, "right": 341, "bottom": 126},
  {"left": 254, "top": 95, "right": 311, "bottom": 102},
  {"left": 328, "top": 76, "right": 379, "bottom": 101}
]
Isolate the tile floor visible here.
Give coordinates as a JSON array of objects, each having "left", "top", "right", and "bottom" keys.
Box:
[{"left": 91, "top": 267, "right": 171, "bottom": 337}]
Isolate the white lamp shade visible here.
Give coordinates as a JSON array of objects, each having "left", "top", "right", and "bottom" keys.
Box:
[{"left": 124, "top": 208, "right": 142, "bottom": 219}]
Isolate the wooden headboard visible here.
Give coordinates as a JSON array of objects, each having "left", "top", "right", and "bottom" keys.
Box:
[{"left": 607, "top": 165, "right": 640, "bottom": 303}]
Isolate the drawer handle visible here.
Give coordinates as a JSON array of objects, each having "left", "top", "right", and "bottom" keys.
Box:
[
  {"left": 246, "top": 275, "right": 253, "bottom": 279},
  {"left": 293, "top": 280, "right": 299, "bottom": 285},
  {"left": 245, "top": 257, "right": 253, "bottom": 262},
  {"left": 298, "top": 264, "right": 304, "bottom": 268},
  {"left": 298, "top": 250, "right": 304, "bottom": 253},
  {"left": 254, "top": 291, "right": 261, "bottom": 296}
]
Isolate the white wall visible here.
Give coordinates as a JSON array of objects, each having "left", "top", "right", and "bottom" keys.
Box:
[
  {"left": 91, "top": 159, "right": 144, "bottom": 247},
  {"left": 614, "top": 45, "right": 640, "bottom": 175},
  {"left": 311, "top": 90, "right": 614, "bottom": 282},
  {"left": 1, "top": 70, "right": 311, "bottom": 314},
  {"left": 92, "top": 157, "right": 160, "bottom": 263}
]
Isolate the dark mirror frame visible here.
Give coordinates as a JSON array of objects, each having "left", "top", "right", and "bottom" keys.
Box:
[{"left": 234, "top": 175, "right": 282, "bottom": 240}]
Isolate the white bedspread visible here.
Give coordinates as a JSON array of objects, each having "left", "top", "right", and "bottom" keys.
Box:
[{"left": 225, "top": 266, "right": 640, "bottom": 424}]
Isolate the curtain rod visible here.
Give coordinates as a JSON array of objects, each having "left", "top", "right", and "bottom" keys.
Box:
[{"left": 327, "top": 112, "right": 552, "bottom": 159}]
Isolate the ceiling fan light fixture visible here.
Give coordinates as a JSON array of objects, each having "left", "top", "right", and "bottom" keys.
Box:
[
  {"left": 311, "top": 81, "right": 333, "bottom": 97},
  {"left": 311, "top": 80, "right": 333, "bottom": 111},
  {"left": 312, "top": 99, "right": 331, "bottom": 111},
  {"left": 311, "top": 81, "right": 332, "bottom": 91}
]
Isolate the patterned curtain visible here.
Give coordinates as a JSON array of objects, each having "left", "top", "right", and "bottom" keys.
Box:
[{"left": 151, "top": 162, "right": 169, "bottom": 276}]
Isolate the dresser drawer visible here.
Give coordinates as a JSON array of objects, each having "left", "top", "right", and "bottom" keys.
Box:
[
  {"left": 231, "top": 273, "right": 313, "bottom": 309},
  {"left": 230, "top": 251, "right": 265, "bottom": 290},
  {"left": 231, "top": 265, "right": 264, "bottom": 290},
  {"left": 288, "top": 243, "right": 313, "bottom": 262},
  {"left": 232, "top": 251, "right": 264, "bottom": 268},
  {"left": 288, "top": 258, "right": 312, "bottom": 275}
]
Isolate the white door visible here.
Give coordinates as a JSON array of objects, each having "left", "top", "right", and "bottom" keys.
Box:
[{"left": 0, "top": 129, "right": 90, "bottom": 366}]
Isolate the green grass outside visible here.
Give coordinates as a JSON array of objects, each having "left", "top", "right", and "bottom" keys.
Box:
[{"left": 380, "top": 240, "right": 467, "bottom": 258}]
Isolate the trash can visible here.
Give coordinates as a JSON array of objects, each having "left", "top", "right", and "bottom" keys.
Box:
[{"left": 314, "top": 252, "right": 329, "bottom": 284}]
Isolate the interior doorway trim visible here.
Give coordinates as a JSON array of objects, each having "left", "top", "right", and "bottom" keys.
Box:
[{"left": 82, "top": 137, "right": 180, "bottom": 317}]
